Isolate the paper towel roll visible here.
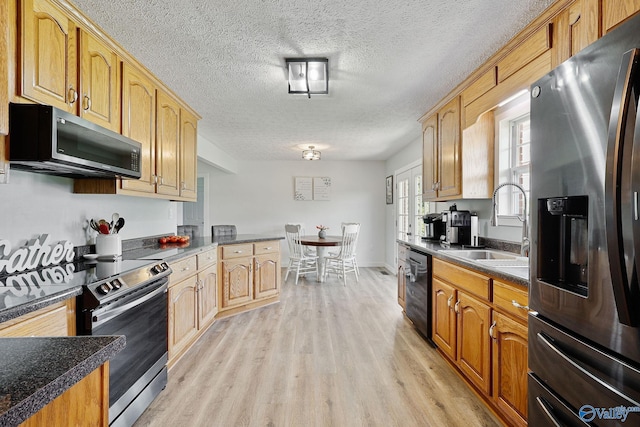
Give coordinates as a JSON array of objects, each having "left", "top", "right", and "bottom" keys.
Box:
[{"left": 470, "top": 214, "right": 479, "bottom": 247}]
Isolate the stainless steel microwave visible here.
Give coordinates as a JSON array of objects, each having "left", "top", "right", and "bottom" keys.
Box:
[{"left": 8, "top": 103, "right": 141, "bottom": 179}]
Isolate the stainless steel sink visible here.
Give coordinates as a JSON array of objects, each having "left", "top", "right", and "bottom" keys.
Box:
[{"left": 439, "top": 249, "right": 529, "bottom": 272}]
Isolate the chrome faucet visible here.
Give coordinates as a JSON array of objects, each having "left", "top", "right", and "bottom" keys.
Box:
[{"left": 491, "top": 182, "right": 529, "bottom": 257}]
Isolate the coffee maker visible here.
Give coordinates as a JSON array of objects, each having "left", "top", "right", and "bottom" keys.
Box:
[
  {"left": 422, "top": 213, "right": 446, "bottom": 240},
  {"left": 444, "top": 205, "right": 472, "bottom": 246}
]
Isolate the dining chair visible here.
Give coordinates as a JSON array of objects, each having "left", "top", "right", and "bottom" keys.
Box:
[
  {"left": 284, "top": 224, "right": 318, "bottom": 285},
  {"left": 324, "top": 223, "right": 360, "bottom": 286},
  {"left": 340, "top": 222, "right": 361, "bottom": 276}
]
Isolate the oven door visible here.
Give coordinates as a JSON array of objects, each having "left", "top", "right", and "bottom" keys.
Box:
[{"left": 90, "top": 278, "right": 168, "bottom": 423}]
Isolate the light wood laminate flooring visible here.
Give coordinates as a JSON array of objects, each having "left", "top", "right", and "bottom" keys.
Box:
[{"left": 134, "top": 268, "right": 501, "bottom": 427}]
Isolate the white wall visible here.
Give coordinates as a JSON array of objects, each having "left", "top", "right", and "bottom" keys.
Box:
[
  {"left": 200, "top": 159, "right": 386, "bottom": 267},
  {"left": 0, "top": 170, "right": 178, "bottom": 247}
]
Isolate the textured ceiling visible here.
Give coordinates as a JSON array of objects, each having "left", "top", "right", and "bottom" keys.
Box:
[{"left": 70, "top": 0, "right": 555, "bottom": 161}]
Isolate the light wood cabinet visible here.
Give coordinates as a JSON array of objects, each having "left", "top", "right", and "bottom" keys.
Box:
[
  {"left": 168, "top": 273, "right": 199, "bottom": 362},
  {"left": 421, "top": 97, "right": 462, "bottom": 201},
  {"left": 218, "top": 241, "right": 281, "bottom": 314},
  {"left": 491, "top": 311, "right": 528, "bottom": 427},
  {"left": 120, "top": 62, "right": 157, "bottom": 194},
  {"left": 180, "top": 109, "right": 198, "bottom": 200},
  {"left": 20, "top": 363, "right": 109, "bottom": 427},
  {"left": 20, "top": 0, "right": 120, "bottom": 130},
  {"left": 0, "top": 299, "right": 75, "bottom": 337},
  {"left": 457, "top": 291, "right": 492, "bottom": 395},
  {"left": 167, "top": 248, "right": 218, "bottom": 366},
  {"left": 20, "top": 0, "right": 77, "bottom": 112},
  {"left": 397, "top": 244, "right": 408, "bottom": 309},
  {"left": 432, "top": 257, "right": 528, "bottom": 426},
  {"left": 0, "top": 0, "right": 8, "bottom": 137},
  {"left": 602, "top": 0, "right": 640, "bottom": 34},
  {"left": 432, "top": 277, "right": 456, "bottom": 360},
  {"left": 12, "top": 0, "right": 199, "bottom": 200},
  {"left": 78, "top": 30, "right": 120, "bottom": 131},
  {"left": 552, "top": 0, "right": 599, "bottom": 68}
]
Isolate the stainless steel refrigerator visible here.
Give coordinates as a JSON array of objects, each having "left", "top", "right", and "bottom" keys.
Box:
[{"left": 529, "top": 12, "right": 640, "bottom": 426}]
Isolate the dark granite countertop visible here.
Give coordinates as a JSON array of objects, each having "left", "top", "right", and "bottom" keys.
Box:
[
  {"left": 121, "top": 234, "right": 283, "bottom": 264},
  {"left": 397, "top": 237, "right": 529, "bottom": 287},
  {"left": 0, "top": 335, "right": 125, "bottom": 426}
]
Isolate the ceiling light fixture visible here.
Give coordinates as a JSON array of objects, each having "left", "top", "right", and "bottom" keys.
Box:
[
  {"left": 302, "top": 146, "right": 321, "bottom": 160},
  {"left": 286, "top": 58, "right": 328, "bottom": 98}
]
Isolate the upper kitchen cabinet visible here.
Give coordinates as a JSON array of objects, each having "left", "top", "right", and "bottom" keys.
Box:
[
  {"left": 180, "top": 109, "right": 198, "bottom": 200},
  {"left": 75, "top": 85, "right": 198, "bottom": 201},
  {"left": 422, "top": 96, "right": 493, "bottom": 201},
  {"left": 422, "top": 97, "right": 461, "bottom": 201},
  {"left": 602, "top": 0, "right": 640, "bottom": 34},
  {"left": 78, "top": 30, "right": 120, "bottom": 131},
  {"left": 20, "top": 0, "right": 120, "bottom": 131},
  {"left": 551, "top": 0, "right": 599, "bottom": 67},
  {"left": 120, "top": 62, "right": 157, "bottom": 194},
  {"left": 20, "top": 0, "right": 77, "bottom": 112}
]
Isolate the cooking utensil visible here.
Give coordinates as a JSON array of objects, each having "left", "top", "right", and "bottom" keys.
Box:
[
  {"left": 111, "top": 212, "right": 119, "bottom": 230},
  {"left": 114, "top": 217, "right": 125, "bottom": 233},
  {"left": 89, "top": 219, "right": 100, "bottom": 232},
  {"left": 99, "top": 223, "right": 110, "bottom": 234}
]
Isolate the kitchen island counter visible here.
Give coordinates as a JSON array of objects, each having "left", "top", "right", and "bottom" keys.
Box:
[{"left": 0, "top": 335, "right": 125, "bottom": 426}]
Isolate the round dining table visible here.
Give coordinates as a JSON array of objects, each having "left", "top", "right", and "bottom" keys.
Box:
[{"left": 299, "top": 235, "right": 342, "bottom": 282}]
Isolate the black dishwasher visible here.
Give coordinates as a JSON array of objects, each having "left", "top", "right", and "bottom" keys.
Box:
[{"left": 405, "top": 248, "right": 434, "bottom": 346}]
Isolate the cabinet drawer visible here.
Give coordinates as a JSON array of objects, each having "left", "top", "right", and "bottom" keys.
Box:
[
  {"left": 433, "top": 258, "right": 490, "bottom": 300},
  {"left": 253, "top": 241, "right": 279, "bottom": 255},
  {"left": 197, "top": 248, "right": 217, "bottom": 269},
  {"left": 220, "top": 243, "right": 254, "bottom": 259},
  {"left": 169, "top": 255, "right": 197, "bottom": 284},
  {"left": 493, "top": 280, "right": 529, "bottom": 322}
]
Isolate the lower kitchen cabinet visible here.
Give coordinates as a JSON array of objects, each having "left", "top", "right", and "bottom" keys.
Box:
[
  {"left": 397, "top": 243, "right": 407, "bottom": 309},
  {"left": 457, "top": 291, "right": 492, "bottom": 395},
  {"left": 492, "top": 311, "right": 528, "bottom": 427},
  {"left": 218, "top": 241, "right": 280, "bottom": 314},
  {"left": 432, "top": 277, "right": 456, "bottom": 359},
  {"left": 432, "top": 257, "right": 528, "bottom": 426},
  {"left": 167, "top": 248, "right": 218, "bottom": 367},
  {"left": 20, "top": 363, "right": 109, "bottom": 427},
  {"left": 0, "top": 299, "right": 75, "bottom": 337}
]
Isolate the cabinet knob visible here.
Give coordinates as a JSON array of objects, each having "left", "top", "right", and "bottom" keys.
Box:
[
  {"left": 447, "top": 295, "right": 453, "bottom": 308},
  {"left": 489, "top": 320, "right": 497, "bottom": 339},
  {"left": 454, "top": 300, "right": 460, "bottom": 314},
  {"left": 83, "top": 95, "right": 91, "bottom": 111},
  {"left": 182, "top": 266, "right": 190, "bottom": 272},
  {"left": 181, "top": 181, "right": 186, "bottom": 190},
  {"left": 234, "top": 250, "right": 243, "bottom": 254}
]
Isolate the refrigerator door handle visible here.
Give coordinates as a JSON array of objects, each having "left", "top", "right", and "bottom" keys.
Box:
[
  {"left": 605, "top": 48, "right": 640, "bottom": 326},
  {"left": 534, "top": 396, "right": 564, "bottom": 427},
  {"left": 537, "top": 332, "right": 640, "bottom": 408}
]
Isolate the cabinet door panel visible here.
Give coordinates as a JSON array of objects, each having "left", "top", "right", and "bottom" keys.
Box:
[
  {"left": 21, "top": 0, "right": 76, "bottom": 111},
  {"left": 397, "top": 264, "right": 406, "bottom": 308},
  {"left": 493, "top": 312, "right": 528, "bottom": 427},
  {"left": 432, "top": 277, "right": 456, "bottom": 360},
  {"left": 198, "top": 264, "right": 218, "bottom": 329},
  {"left": 437, "top": 97, "right": 461, "bottom": 199},
  {"left": 121, "top": 63, "right": 157, "bottom": 193},
  {"left": 156, "top": 91, "right": 181, "bottom": 197},
  {"left": 79, "top": 31, "right": 119, "bottom": 131},
  {"left": 180, "top": 109, "right": 198, "bottom": 200},
  {"left": 602, "top": 0, "right": 640, "bottom": 33},
  {"left": 422, "top": 114, "right": 438, "bottom": 200},
  {"left": 457, "top": 291, "right": 492, "bottom": 395},
  {"left": 168, "top": 277, "right": 198, "bottom": 360},
  {"left": 220, "top": 258, "right": 252, "bottom": 309},
  {"left": 254, "top": 253, "right": 279, "bottom": 299}
]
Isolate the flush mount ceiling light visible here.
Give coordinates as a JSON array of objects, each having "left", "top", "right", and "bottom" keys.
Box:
[
  {"left": 286, "top": 58, "right": 328, "bottom": 98},
  {"left": 302, "top": 146, "right": 321, "bottom": 160}
]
